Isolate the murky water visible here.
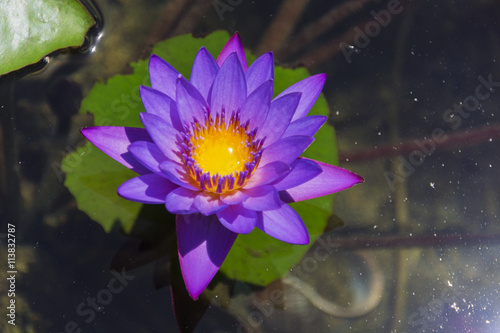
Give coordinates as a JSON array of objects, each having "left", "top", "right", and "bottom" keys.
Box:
[{"left": 1, "top": 0, "right": 500, "bottom": 332}]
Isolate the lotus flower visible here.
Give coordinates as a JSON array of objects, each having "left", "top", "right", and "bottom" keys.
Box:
[{"left": 81, "top": 33, "right": 363, "bottom": 299}]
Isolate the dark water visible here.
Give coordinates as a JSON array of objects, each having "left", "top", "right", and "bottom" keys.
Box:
[{"left": 1, "top": 0, "right": 500, "bottom": 332}]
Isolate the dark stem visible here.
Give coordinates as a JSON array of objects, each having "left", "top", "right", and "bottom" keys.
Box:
[
  {"left": 340, "top": 122, "right": 500, "bottom": 163},
  {"left": 326, "top": 232, "right": 500, "bottom": 250},
  {"left": 278, "top": 0, "right": 374, "bottom": 59}
]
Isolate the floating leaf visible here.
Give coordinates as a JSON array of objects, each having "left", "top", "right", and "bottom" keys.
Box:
[
  {"left": 62, "top": 144, "right": 141, "bottom": 233},
  {"left": 0, "top": 0, "right": 95, "bottom": 75},
  {"left": 63, "top": 31, "right": 339, "bottom": 285}
]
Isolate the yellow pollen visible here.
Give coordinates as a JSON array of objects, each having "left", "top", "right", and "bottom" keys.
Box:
[
  {"left": 182, "top": 113, "right": 263, "bottom": 194},
  {"left": 191, "top": 128, "right": 252, "bottom": 175}
]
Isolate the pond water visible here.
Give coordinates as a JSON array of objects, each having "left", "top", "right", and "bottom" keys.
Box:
[{"left": 1, "top": 0, "right": 500, "bottom": 332}]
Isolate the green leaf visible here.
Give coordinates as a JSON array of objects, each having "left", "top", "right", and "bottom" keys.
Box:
[
  {"left": 62, "top": 143, "right": 142, "bottom": 233},
  {"left": 0, "top": 0, "right": 95, "bottom": 76},
  {"left": 63, "top": 31, "right": 340, "bottom": 285}
]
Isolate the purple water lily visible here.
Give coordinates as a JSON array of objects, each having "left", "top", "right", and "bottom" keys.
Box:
[{"left": 82, "top": 33, "right": 363, "bottom": 299}]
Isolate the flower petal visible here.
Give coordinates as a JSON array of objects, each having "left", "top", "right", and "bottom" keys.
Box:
[
  {"left": 279, "top": 158, "right": 364, "bottom": 203},
  {"left": 160, "top": 160, "right": 200, "bottom": 191},
  {"left": 191, "top": 47, "right": 219, "bottom": 100},
  {"left": 257, "top": 204, "right": 309, "bottom": 245},
  {"left": 275, "top": 74, "right": 327, "bottom": 121},
  {"left": 241, "top": 185, "right": 281, "bottom": 211},
  {"left": 282, "top": 115, "right": 327, "bottom": 138},
  {"left": 216, "top": 205, "right": 257, "bottom": 234},
  {"left": 140, "top": 113, "right": 182, "bottom": 163},
  {"left": 216, "top": 32, "right": 247, "bottom": 72},
  {"left": 272, "top": 158, "right": 322, "bottom": 191},
  {"left": 209, "top": 53, "right": 247, "bottom": 119},
  {"left": 139, "top": 86, "right": 183, "bottom": 131},
  {"left": 81, "top": 126, "right": 152, "bottom": 174},
  {"left": 243, "top": 161, "right": 290, "bottom": 189},
  {"left": 220, "top": 189, "right": 249, "bottom": 205},
  {"left": 246, "top": 52, "right": 274, "bottom": 95},
  {"left": 176, "top": 76, "right": 209, "bottom": 125},
  {"left": 166, "top": 186, "right": 198, "bottom": 214},
  {"left": 128, "top": 141, "right": 168, "bottom": 174},
  {"left": 194, "top": 192, "right": 229, "bottom": 216},
  {"left": 260, "top": 135, "right": 314, "bottom": 166},
  {"left": 239, "top": 79, "right": 273, "bottom": 131},
  {"left": 177, "top": 214, "right": 238, "bottom": 299},
  {"left": 258, "top": 92, "right": 301, "bottom": 147},
  {"left": 118, "top": 174, "right": 177, "bottom": 204},
  {"left": 149, "top": 55, "right": 179, "bottom": 99}
]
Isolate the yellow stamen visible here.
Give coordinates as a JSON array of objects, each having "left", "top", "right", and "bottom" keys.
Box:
[
  {"left": 190, "top": 122, "right": 251, "bottom": 175},
  {"left": 181, "top": 112, "right": 262, "bottom": 193}
]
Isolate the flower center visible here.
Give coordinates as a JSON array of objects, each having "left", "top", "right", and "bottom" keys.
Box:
[
  {"left": 181, "top": 111, "right": 263, "bottom": 194},
  {"left": 191, "top": 124, "right": 250, "bottom": 176}
]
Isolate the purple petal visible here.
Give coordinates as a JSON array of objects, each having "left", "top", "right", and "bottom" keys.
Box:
[
  {"left": 275, "top": 74, "right": 327, "bottom": 121},
  {"left": 194, "top": 192, "right": 229, "bottom": 216},
  {"left": 240, "top": 185, "right": 281, "bottom": 211},
  {"left": 257, "top": 204, "right": 309, "bottom": 245},
  {"left": 216, "top": 33, "right": 248, "bottom": 72},
  {"left": 140, "top": 113, "right": 182, "bottom": 163},
  {"left": 258, "top": 92, "right": 301, "bottom": 147},
  {"left": 280, "top": 158, "right": 364, "bottom": 203},
  {"left": 282, "top": 115, "right": 327, "bottom": 139},
  {"left": 220, "top": 190, "right": 249, "bottom": 205},
  {"left": 191, "top": 47, "right": 219, "bottom": 100},
  {"left": 149, "top": 55, "right": 179, "bottom": 99},
  {"left": 81, "top": 127, "right": 152, "bottom": 174},
  {"left": 159, "top": 160, "right": 200, "bottom": 191},
  {"left": 128, "top": 141, "right": 168, "bottom": 174},
  {"left": 239, "top": 79, "right": 273, "bottom": 131},
  {"left": 140, "top": 86, "right": 183, "bottom": 131},
  {"left": 246, "top": 52, "right": 274, "bottom": 95},
  {"left": 244, "top": 161, "right": 290, "bottom": 189},
  {"left": 177, "top": 214, "right": 237, "bottom": 299},
  {"left": 165, "top": 186, "right": 198, "bottom": 214},
  {"left": 260, "top": 135, "right": 314, "bottom": 166},
  {"left": 209, "top": 53, "right": 247, "bottom": 119},
  {"left": 118, "top": 173, "right": 177, "bottom": 204},
  {"left": 272, "top": 158, "right": 322, "bottom": 191},
  {"left": 216, "top": 205, "right": 257, "bottom": 234},
  {"left": 176, "top": 76, "right": 209, "bottom": 125}
]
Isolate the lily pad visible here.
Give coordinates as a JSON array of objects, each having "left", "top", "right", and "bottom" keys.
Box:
[
  {"left": 63, "top": 31, "right": 339, "bottom": 285},
  {"left": 0, "top": 0, "right": 95, "bottom": 75}
]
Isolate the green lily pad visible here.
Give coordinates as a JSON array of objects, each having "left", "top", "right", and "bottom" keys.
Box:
[
  {"left": 63, "top": 31, "right": 339, "bottom": 285},
  {"left": 0, "top": 0, "right": 95, "bottom": 76},
  {"left": 62, "top": 144, "right": 142, "bottom": 233}
]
